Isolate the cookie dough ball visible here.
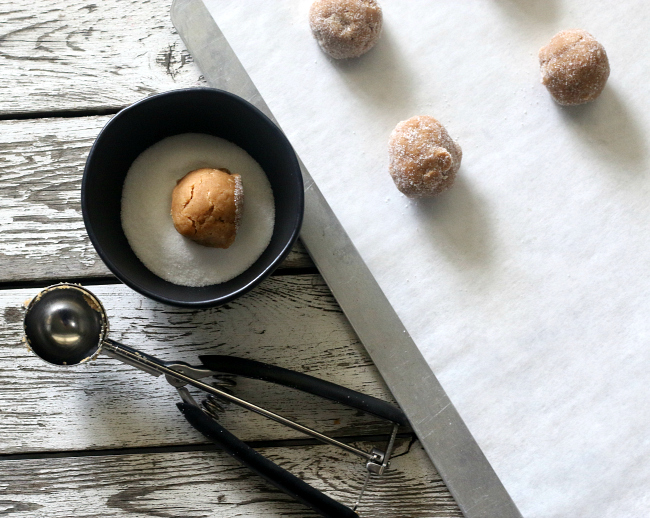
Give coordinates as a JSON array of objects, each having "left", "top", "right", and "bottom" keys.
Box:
[
  {"left": 388, "top": 116, "right": 462, "bottom": 198},
  {"left": 171, "top": 168, "right": 243, "bottom": 248},
  {"left": 539, "top": 29, "right": 609, "bottom": 106},
  {"left": 309, "top": 0, "right": 382, "bottom": 59}
]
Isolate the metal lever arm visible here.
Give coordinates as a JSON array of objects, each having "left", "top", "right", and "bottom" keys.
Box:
[
  {"left": 199, "top": 355, "right": 410, "bottom": 426},
  {"left": 178, "top": 402, "right": 359, "bottom": 518},
  {"left": 102, "top": 340, "right": 380, "bottom": 462}
]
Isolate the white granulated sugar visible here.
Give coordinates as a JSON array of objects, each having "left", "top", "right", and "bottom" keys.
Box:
[{"left": 121, "top": 133, "right": 275, "bottom": 287}]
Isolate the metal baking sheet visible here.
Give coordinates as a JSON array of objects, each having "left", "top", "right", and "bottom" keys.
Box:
[{"left": 171, "top": 1, "right": 520, "bottom": 517}]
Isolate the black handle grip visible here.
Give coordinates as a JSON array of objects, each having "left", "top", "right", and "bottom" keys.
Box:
[
  {"left": 178, "top": 403, "right": 359, "bottom": 518},
  {"left": 199, "top": 355, "right": 409, "bottom": 426}
]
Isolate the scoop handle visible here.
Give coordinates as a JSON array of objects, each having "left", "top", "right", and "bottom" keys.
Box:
[
  {"left": 102, "top": 339, "right": 166, "bottom": 377},
  {"left": 177, "top": 403, "right": 359, "bottom": 518},
  {"left": 199, "top": 355, "right": 409, "bottom": 426}
]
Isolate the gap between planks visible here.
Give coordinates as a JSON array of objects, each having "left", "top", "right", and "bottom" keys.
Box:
[
  {"left": 0, "top": 107, "right": 122, "bottom": 122},
  {"left": 0, "top": 264, "right": 319, "bottom": 291},
  {"left": 0, "top": 433, "right": 416, "bottom": 462}
]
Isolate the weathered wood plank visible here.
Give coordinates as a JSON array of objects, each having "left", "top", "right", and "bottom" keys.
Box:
[
  {"left": 0, "top": 116, "right": 312, "bottom": 282},
  {"left": 0, "top": 0, "right": 205, "bottom": 115},
  {"left": 0, "top": 440, "right": 462, "bottom": 517},
  {"left": 0, "top": 280, "right": 402, "bottom": 454}
]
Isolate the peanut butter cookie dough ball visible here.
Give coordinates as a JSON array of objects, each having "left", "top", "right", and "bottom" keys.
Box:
[
  {"left": 171, "top": 168, "right": 243, "bottom": 249},
  {"left": 539, "top": 29, "right": 610, "bottom": 106},
  {"left": 388, "top": 116, "right": 462, "bottom": 198},
  {"left": 309, "top": 0, "right": 382, "bottom": 59}
]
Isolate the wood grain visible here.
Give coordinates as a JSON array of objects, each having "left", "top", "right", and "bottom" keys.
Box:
[
  {"left": 0, "top": 440, "right": 462, "bottom": 517},
  {"left": 0, "top": 115, "right": 312, "bottom": 283},
  {"left": 0, "top": 280, "right": 401, "bottom": 454},
  {"left": 0, "top": 0, "right": 204, "bottom": 115}
]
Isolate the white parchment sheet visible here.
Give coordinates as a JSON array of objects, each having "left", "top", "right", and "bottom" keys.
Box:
[{"left": 205, "top": 1, "right": 650, "bottom": 516}]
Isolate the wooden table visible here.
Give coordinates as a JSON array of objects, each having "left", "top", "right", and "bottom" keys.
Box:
[{"left": 0, "top": 2, "right": 463, "bottom": 516}]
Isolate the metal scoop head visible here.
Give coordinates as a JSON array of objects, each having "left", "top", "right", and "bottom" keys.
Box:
[{"left": 23, "top": 284, "right": 108, "bottom": 366}]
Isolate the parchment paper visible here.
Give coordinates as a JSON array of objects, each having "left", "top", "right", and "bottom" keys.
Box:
[{"left": 204, "top": 1, "right": 650, "bottom": 516}]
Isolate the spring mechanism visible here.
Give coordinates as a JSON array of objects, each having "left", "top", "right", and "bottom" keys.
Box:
[{"left": 201, "top": 376, "right": 237, "bottom": 420}]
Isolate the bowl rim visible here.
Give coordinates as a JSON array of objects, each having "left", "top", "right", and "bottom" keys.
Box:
[{"left": 81, "top": 87, "right": 304, "bottom": 308}]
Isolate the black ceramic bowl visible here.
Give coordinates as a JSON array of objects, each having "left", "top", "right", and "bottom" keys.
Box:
[{"left": 82, "top": 88, "right": 304, "bottom": 308}]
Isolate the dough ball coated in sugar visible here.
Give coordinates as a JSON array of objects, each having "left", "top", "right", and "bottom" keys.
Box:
[
  {"left": 539, "top": 29, "right": 609, "bottom": 106},
  {"left": 388, "top": 116, "right": 462, "bottom": 198},
  {"left": 171, "top": 168, "right": 243, "bottom": 249},
  {"left": 309, "top": 0, "right": 382, "bottom": 59}
]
